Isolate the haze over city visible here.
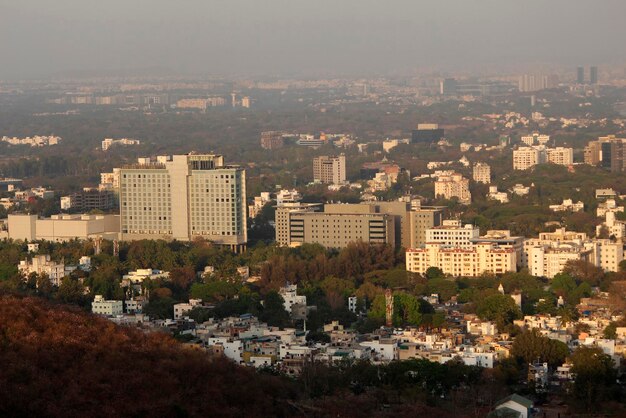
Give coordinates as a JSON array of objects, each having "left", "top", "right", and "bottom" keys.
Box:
[{"left": 2, "top": 0, "right": 626, "bottom": 78}]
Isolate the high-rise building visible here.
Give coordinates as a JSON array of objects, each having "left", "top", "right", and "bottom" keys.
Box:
[
  {"left": 313, "top": 154, "right": 346, "bottom": 185},
  {"left": 584, "top": 136, "right": 626, "bottom": 172},
  {"left": 119, "top": 154, "right": 247, "bottom": 250},
  {"left": 472, "top": 162, "right": 491, "bottom": 184},
  {"left": 411, "top": 124, "right": 444, "bottom": 143},
  {"left": 260, "top": 131, "right": 284, "bottom": 150},
  {"left": 518, "top": 74, "right": 558, "bottom": 92},
  {"left": 590, "top": 66, "right": 598, "bottom": 85},
  {"left": 440, "top": 78, "right": 458, "bottom": 95},
  {"left": 546, "top": 147, "right": 574, "bottom": 166},
  {"left": 577, "top": 66, "right": 585, "bottom": 84}
]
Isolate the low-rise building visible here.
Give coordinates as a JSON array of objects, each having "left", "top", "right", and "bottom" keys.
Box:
[
  {"left": 549, "top": 199, "right": 584, "bottom": 212},
  {"left": 18, "top": 255, "right": 66, "bottom": 286},
  {"left": 7, "top": 213, "right": 120, "bottom": 242},
  {"left": 173, "top": 299, "right": 203, "bottom": 320},
  {"left": 92, "top": 295, "right": 123, "bottom": 316}
]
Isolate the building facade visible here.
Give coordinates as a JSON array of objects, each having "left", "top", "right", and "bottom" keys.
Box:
[
  {"left": 260, "top": 131, "right": 284, "bottom": 150},
  {"left": 472, "top": 162, "right": 491, "bottom": 184},
  {"left": 434, "top": 173, "right": 471, "bottom": 204},
  {"left": 119, "top": 154, "right": 247, "bottom": 250},
  {"left": 313, "top": 154, "right": 346, "bottom": 185}
]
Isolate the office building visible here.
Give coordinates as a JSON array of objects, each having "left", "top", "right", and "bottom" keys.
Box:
[
  {"left": 274, "top": 201, "right": 442, "bottom": 249},
  {"left": 260, "top": 131, "right": 284, "bottom": 150},
  {"left": 119, "top": 154, "right": 247, "bottom": 250},
  {"left": 434, "top": 172, "right": 471, "bottom": 204},
  {"left": 584, "top": 136, "right": 626, "bottom": 172},
  {"left": 590, "top": 66, "right": 598, "bottom": 85},
  {"left": 411, "top": 124, "right": 444, "bottom": 143},
  {"left": 313, "top": 154, "right": 346, "bottom": 185},
  {"left": 440, "top": 78, "right": 458, "bottom": 95},
  {"left": 275, "top": 203, "right": 394, "bottom": 248},
  {"left": 577, "top": 67, "right": 585, "bottom": 84},
  {"left": 472, "top": 162, "right": 491, "bottom": 184}
]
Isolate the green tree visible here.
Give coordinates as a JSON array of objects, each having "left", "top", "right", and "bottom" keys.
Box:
[
  {"left": 476, "top": 294, "right": 521, "bottom": 329},
  {"left": 571, "top": 346, "right": 617, "bottom": 411},
  {"left": 510, "top": 329, "right": 569, "bottom": 368},
  {"left": 259, "top": 291, "right": 291, "bottom": 328}
]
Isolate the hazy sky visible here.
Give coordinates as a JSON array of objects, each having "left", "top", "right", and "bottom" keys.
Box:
[{"left": 1, "top": 0, "right": 626, "bottom": 78}]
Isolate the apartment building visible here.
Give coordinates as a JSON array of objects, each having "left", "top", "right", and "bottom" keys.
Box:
[
  {"left": 61, "top": 189, "right": 116, "bottom": 211},
  {"left": 546, "top": 147, "right": 574, "bottom": 166},
  {"left": 119, "top": 154, "right": 247, "bottom": 250},
  {"left": 521, "top": 133, "right": 550, "bottom": 146},
  {"left": 101, "top": 138, "right": 140, "bottom": 151},
  {"left": 425, "top": 220, "right": 479, "bottom": 249},
  {"left": 513, "top": 145, "right": 573, "bottom": 170},
  {"left": 434, "top": 172, "right": 471, "bottom": 204},
  {"left": 18, "top": 255, "right": 66, "bottom": 286},
  {"left": 472, "top": 162, "right": 491, "bottom": 184},
  {"left": 92, "top": 295, "right": 123, "bottom": 316},
  {"left": 406, "top": 242, "right": 516, "bottom": 277},
  {"left": 275, "top": 202, "right": 442, "bottom": 249},
  {"left": 313, "top": 154, "right": 346, "bottom": 185},
  {"left": 260, "top": 131, "right": 284, "bottom": 150}
]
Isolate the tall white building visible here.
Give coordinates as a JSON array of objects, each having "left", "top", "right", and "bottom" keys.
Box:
[
  {"left": 513, "top": 146, "right": 573, "bottom": 170},
  {"left": 472, "top": 162, "right": 491, "bottom": 184},
  {"left": 434, "top": 173, "right": 471, "bottom": 204},
  {"left": 119, "top": 154, "right": 247, "bottom": 250},
  {"left": 313, "top": 154, "right": 346, "bottom": 185}
]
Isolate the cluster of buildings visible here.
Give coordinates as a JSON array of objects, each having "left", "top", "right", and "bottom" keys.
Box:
[
  {"left": 101, "top": 138, "right": 141, "bottom": 151},
  {"left": 584, "top": 135, "right": 626, "bottom": 172},
  {"left": 513, "top": 146, "right": 573, "bottom": 171},
  {"left": 1, "top": 135, "right": 61, "bottom": 146},
  {"left": 175, "top": 97, "right": 227, "bottom": 110}
]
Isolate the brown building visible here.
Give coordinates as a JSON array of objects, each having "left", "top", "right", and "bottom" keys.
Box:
[
  {"left": 260, "top": 131, "right": 284, "bottom": 150},
  {"left": 275, "top": 202, "right": 442, "bottom": 249}
]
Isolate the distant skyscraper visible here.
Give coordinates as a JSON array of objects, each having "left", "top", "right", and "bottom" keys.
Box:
[
  {"left": 440, "top": 78, "right": 458, "bottom": 95},
  {"left": 577, "top": 67, "right": 585, "bottom": 84},
  {"left": 590, "top": 66, "right": 598, "bottom": 85}
]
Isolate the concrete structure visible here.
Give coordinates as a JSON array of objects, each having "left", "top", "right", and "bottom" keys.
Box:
[
  {"left": 472, "top": 162, "right": 491, "bottom": 184},
  {"left": 425, "top": 220, "right": 479, "bottom": 249},
  {"left": 248, "top": 192, "right": 271, "bottom": 219},
  {"left": 584, "top": 135, "right": 626, "bottom": 172},
  {"left": 434, "top": 172, "right": 471, "bottom": 204},
  {"left": 518, "top": 74, "right": 558, "bottom": 92},
  {"left": 260, "top": 131, "right": 284, "bottom": 150},
  {"left": 61, "top": 189, "right": 116, "bottom": 211},
  {"left": 119, "top": 154, "right": 246, "bottom": 250},
  {"left": 173, "top": 299, "right": 203, "bottom": 320},
  {"left": 312, "top": 154, "right": 346, "bottom": 185},
  {"left": 8, "top": 214, "right": 120, "bottom": 242},
  {"left": 411, "top": 124, "right": 444, "bottom": 143},
  {"left": 18, "top": 255, "right": 66, "bottom": 286},
  {"left": 276, "top": 189, "right": 302, "bottom": 206},
  {"left": 406, "top": 242, "right": 517, "bottom": 277},
  {"left": 102, "top": 138, "right": 140, "bottom": 151},
  {"left": 275, "top": 202, "right": 442, "bottom": 249},
  {"left": 275, "top": 203, "right": 394, "bottom": 248},
  {"left": 488, "top": 186, "right": 509, "bottom": 203},
  {"left": 549, "top": 199, "right": 584, "bottom": 212},
  {"left": 513, "top": 145, "right": 572, "bottom": 170},
  {"left": 92, "top": 295, "right": 123, "bottom": 316},
  {"left": 279, "top": 284, "right": 307, "bottom": 314},
  {"left": 521, "top": 133, "right": 550, "bottom": 146}
]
